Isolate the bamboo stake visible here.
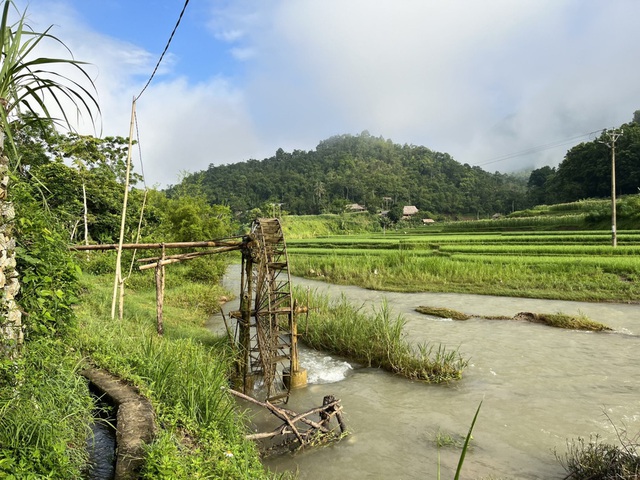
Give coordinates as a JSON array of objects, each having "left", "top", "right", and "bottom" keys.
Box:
[
  {"left": 220, "top": 308, "right": 233, "bottom": 345},
  {"left": 111, "top": 98, "right": 136, "bottom": 319},
  {"left": 82, "top": 182, "right": 89, "bottom": 248},
  {"left": 155, "top": 244, "right": 165, "bottom": 335}
]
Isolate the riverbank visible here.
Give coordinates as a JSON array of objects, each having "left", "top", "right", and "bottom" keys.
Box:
[
  {"left": 0, "top": 264, "right": 273, "bottom": 479},
  {"left": 72, "top": 271, "right": 271, "bottom": 479}
]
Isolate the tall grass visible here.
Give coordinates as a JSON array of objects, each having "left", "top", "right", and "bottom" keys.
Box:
[
  {"left": 557, "top": 434, "right": 640, "bottom": 479},
  {"left": 296, "top": 289, "right": 468, "bottom": 382},
  {"left": 0, "top": 338, "right": 93, "bottom": 478},
  {"left": 73, "top": 273, "right": 270, "bottom": 479}
]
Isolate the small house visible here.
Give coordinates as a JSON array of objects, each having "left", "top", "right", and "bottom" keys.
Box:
[
  {"left": 402, "top": 205, "right": 419, "bottom": 220},
  {"left": 345, "top": 203, "right": 366, "bottom": 213}
]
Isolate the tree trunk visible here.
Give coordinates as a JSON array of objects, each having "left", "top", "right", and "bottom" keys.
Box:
[{"left": 0, "top": 135, "right": 23, "bottom": 358}]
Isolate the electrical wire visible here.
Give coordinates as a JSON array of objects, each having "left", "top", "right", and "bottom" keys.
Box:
[
  {"left": 135, "top": 0, "right": 190, "bottom": 101},
  {"left": 472, "top": 129, "right": 604, "bottom": 167}
]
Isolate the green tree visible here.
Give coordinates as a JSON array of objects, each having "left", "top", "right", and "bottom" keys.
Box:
[{"left": 527, "top": 166, "right": 556, "bottom": 206}]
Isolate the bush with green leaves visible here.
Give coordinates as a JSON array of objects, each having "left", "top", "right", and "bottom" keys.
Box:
[{"left": 10, "top": 175, "right": 81, "bottom": 341}]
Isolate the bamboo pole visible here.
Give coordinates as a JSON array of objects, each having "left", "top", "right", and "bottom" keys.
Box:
[
  {"left": 227, "top": 387, "right": 343, "bottom": 443},
  {"left": 227, "top": 388, "right": 304, "bottom": 444},
  {"left": 111, "top": 99, "right": 136, "bottom": 319},
  {"left": 73, "top": 239, "right": 243, "bottom": 251},
  {"left": 82, "top": 182, "right": 89, "bottom": 248},
  {"left": 138, "top": 246, "right": 240, "bottom": 270}
]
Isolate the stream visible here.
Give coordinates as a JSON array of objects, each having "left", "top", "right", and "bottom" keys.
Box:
[{"left": 214, "top": 264, "right": 640, "bottom": 479}]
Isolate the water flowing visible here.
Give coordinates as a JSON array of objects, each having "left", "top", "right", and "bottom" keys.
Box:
[{"left": 217, "top": 265, "right": 640, "bottom": 479}]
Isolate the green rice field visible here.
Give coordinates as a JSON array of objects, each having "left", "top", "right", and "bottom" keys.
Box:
[{"left": 286, "top": 229, "right": 640, "bottom": 302}]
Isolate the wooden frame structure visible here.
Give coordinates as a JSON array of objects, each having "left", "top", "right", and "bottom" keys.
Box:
[{"left": 72, "top": 218, "right": 306, "bottom": 403}]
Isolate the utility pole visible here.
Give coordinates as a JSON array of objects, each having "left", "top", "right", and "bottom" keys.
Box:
[{"left": 601, "top": 129, "right": 623, "bottom": 247}]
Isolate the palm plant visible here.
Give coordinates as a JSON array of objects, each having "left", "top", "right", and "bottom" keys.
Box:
[{"left": 0, "top": 0, "right": 99, "bottom": 357}]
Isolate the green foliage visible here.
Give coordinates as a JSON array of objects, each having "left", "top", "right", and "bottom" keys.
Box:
[
  {"left": 0, "top": 338, "right": 93, "bottom": 479},
  {"left": 156, "top": 180, "right": 238, "bottom": 242},
  {"left": 0, "top": 0, "right": 99, "bottom": 156},
  {"left": 176, "top": 132, "right": 529, "bottom": 218},
  {"left": 10, "top": 174, "right": 80, "bottom": 340},
  {"left": 532, "top": 120, "right": 640, "bottom": 205},
  {"left": 179, "top": 256, "right": 227, "bottom": 283}
]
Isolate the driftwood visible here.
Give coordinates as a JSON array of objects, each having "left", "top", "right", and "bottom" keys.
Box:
[{"left": 227, "top": 388, "right": 346, "bottom": 449}]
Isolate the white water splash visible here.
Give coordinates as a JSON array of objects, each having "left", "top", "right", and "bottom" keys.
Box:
[{"left": 300, "top": 348, "right": 353, "bottom": 384}]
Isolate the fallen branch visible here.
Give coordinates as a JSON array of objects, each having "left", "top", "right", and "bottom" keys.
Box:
[{"left": 227, "top": 387, "right": 346, "bottom": 449}]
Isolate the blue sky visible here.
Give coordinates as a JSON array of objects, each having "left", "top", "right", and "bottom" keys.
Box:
[{"left": 11, "top": 0, "right": 640, "bottom": 187}]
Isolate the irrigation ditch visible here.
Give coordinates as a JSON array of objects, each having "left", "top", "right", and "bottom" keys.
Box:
[{"left": 80, "top": 368, "right": 156, "bottom": 480}]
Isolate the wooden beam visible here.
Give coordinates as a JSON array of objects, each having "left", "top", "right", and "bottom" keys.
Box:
[{"left": 71, "top": 239, "right": 244, "bottom": 251}]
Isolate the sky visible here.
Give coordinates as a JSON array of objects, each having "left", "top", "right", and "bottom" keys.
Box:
[{"left": 10, "top": 0, "right": 640, "bottom": 187}]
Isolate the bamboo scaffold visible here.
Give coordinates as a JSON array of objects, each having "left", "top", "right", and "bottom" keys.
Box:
[{"left": 71, "top": 219, "right": 307, "bottom": 404}]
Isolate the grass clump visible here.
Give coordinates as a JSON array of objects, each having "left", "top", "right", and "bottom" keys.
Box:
[
  {"left": 434, "top": 429, "right": 470, "bottom": 449},
  {"left": 296, "top": 289, "right": 468, "bottom": 382},
  {"left": 415, "top": 306, "right": 471, "bottom": 320},
  {"left": 515, "top": 312, "right": 611, "bottom": 331},
  {"left": 0, "top": 338, "right": 93, "bottom": 479},
  {"left": 556, "top": 434, "right": 640, "bottom": 479}
]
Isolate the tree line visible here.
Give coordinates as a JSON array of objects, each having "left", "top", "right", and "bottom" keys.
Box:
[
  {"left": 528, "top": 112, "right": 640, "bottom": 206},
  {"left": 176, "top": 131, "right": 530, "bottom": 219}
]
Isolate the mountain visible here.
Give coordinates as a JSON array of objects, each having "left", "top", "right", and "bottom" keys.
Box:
[{"left": 177, "top": 131, "right": 529, "bottom": 217}]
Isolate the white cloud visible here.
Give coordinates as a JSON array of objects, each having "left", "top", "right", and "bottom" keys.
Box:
[
  {"left": 9, "top": 0, "right": 640, "bottom": 187},
  {"left": 134, "top": 77, "right": 263, "bottom": 187},
  {"left": 215, "top": 0, "right": 640, "bottom": 171}
]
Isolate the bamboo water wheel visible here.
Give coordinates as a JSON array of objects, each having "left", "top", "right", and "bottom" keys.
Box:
[{"left": 235, "top": 218, "right": 300, "bottom": 403}]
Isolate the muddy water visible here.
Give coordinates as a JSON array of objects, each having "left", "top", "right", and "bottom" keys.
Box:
[{"left": 216, "top": 265, "right": 640, "bottom": 479}]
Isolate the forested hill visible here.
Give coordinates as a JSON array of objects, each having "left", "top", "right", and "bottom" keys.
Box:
[{"left": 178, "top": 132, "right": 529, "bottom": 217}]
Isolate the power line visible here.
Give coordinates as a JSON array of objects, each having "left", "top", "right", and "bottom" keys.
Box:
[
  {"left": 473, "top": 129, "right": 603, "bottom": 167},
  {"left": 135, "top": 0, "right": 190, "bottom": 101}
]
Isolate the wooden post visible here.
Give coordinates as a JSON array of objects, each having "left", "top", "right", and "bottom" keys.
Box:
[
  {"left": 155, "top": 245, "right": 165, "bottom": 336},
  {"left": 241, "top": 253, "right": 253, "bottom": 392},
  {"left": 321, "top": 395, "right": 346, "bottom": 433},
  {"left": 287, "top": 299, "right": 307, "bottom": 389}
]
